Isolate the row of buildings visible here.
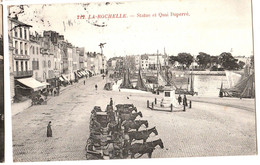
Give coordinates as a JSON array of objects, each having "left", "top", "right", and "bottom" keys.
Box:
[
  {"left": 107, "top": 54, "right": 168, "bottom": 71},
  {"left": 8, "top": 17, "right": 107, "bottom": 102},
  {"left": 107, "top": 53, "right": 251, "bottom": 72}
]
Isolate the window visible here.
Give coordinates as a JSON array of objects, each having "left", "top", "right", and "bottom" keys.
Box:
[
  {"left": 19, "top": 28, "right": 22, "bottom": 38},
  {"left": 21, "top": 61, "right": 23, "bottom": 72},
  {"left": 14, "top": 28, "right": 18, "bottom": 37},
  {"left": 20, "top": 42, "right": 23, "bottom": 55},
  {"left": 48, "top": 60, "right": 51, "bottom": 68},
  {"left": 24, "top": 29, "right": 27, "bottom": 39},
  {"left": 25, "top": 61, "right": 28, "bottom": 71},
  {"left": 32, "top": 61, "right": 34, "bottom": 70},
  {"left": 37, "top": 59, "right": 39, "bottom": 70},
  {"left": 24, "top": 43, "right": 28, "bottom": 55},
  {"left": 32, "top": 46, "right": 35, "bottom": 54},
  {"left": 15, "top": 41, "right": 18, "bottom": 54},
  {"left": 36, "top": 47, "right": 39, "bottom": 55},
  {"left": 16, "top": 61, "right": 19, "bottom": 72}
]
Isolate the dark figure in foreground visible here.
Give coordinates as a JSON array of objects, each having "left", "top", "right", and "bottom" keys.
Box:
[
  {"left": 84, "top": 80, "right": 86, "bottom": 85},
  {"left": 47, "top": 121, "right": 52, "bottom": 137},
  {"left": 95, "top": 84, "right": 98, "bottom": 90},
  {"left": 110, "top": 98, "right": 113, "bottom": 106},
  {"left": 178, "top": 94, "right": 182, "bottom": 105},
  {"left": 183, "top": 95, "right": 188, "bottom": 106}
]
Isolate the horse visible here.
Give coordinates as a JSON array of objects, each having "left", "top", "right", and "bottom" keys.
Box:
[
  {"left": 107, "top": 122, "right": 121, "bottom": 135},
  {"left": 91, "top": 106, "right": 102, "bottom": 115},
  {"left": 119, "top": 111, "right": 143, "bottom": 122},
  {"left": 116, "top": 106, "right": 137, "bottom": 115},
  {"left": 116, "top": 104, "right": 135, "bottom": 109},
  {"left": 122, "top": 120, "right": 149, "bottom": 132},
  {"left": 127, "top": 139, "right": 164, "bottom": 158},
  {"left": 89, "top": 118, "right": 102, "bottom": 133},
  {"left": 128, "top": 127, "right": 158, "bottom": 143}
]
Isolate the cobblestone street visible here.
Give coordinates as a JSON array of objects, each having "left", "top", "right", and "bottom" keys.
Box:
[{"left": 12, "top": 76, "right": 257, "bottom": 162}]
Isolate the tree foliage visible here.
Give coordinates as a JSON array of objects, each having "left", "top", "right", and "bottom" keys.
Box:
[
  {"left": 177, "top": 53, "right": 193, "bottom": 68},
  {"left": 169, "top": 56, "right": 178, "bottom": 65},
  {"left": 196, "top": 52, "right": 211, "bottom": 69},
  {"left": 238, "top": 61, "right": 245, "bottom": 69},
  {"left": 218, "top": 52, "right": 239, "bottom": 70}
]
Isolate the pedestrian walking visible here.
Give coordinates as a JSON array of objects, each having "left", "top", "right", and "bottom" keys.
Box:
[
  {"left": 56, "top": 87, "right": 60, "bottom": 96},
  {"left": 110, "top": 98, "right": 113, "bottom": 106},
  {"left": 47, "top": 121, "right": 52, "bottom": 137},
  {"left": 95, "top": 84, "right": 98, "bottom": 90},
  {"left": 183, "top": 95, "right": 188, "bottom": 106},
  {"left": 50, "top": 87, "right": 53, "bottom": 96},
  {"left": 84, "top": 80, "right": 86, "bottom": 85},
  {"left": 53, "top": 89, "right": 57, "bottom": 97},
  {"left": 178, "top": 95, "right": 182, "bottom": 105}
]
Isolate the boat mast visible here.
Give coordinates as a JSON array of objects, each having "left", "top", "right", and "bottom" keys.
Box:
[
  {"left": 157, "top": 50, "right": 159, "bottom": 84},
  {"left": 190, "top": 55, "right": 195, "bottom": 93}
]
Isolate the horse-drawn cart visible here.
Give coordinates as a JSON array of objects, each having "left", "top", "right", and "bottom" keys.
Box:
[{"left": 86, "top": 103, "right": 164, "bottom": 160}]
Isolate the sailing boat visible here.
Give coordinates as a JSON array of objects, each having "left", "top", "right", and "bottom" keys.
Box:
[
  {"left": 135, "top": 68, "right": 147, "bottom": 91},
  {"left": 220, "top": 63, "right": 255, "bottom": 98},
  {"left": 175, "top": 58, "right": 196, "bottom": 96}
]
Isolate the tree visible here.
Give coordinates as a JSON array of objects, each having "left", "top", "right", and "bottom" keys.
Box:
[
  {"left": 177, "top": 53, "right": 193, "bottom": 68},
  {"left": 168, "top": 55, "right": 178, "bottom": 65},
  {"left": 218, "top": 52, "right": 239, "bottom": 70},
  {"left": 238, "top": 61, "right": 245, "bottom": 70},
  {"left": 196, "top": 52, "right": 211, "bottom": 69},
  {"left": 250, "top": 55, "right": 254, "bottom": 69},
  {"left": 210, "top": 56, "right": 219, "bottom": 66}
]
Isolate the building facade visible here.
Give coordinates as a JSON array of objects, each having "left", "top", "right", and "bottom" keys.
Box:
[{"left": 9, "top": 17, "right": 33, "bottom": 79}]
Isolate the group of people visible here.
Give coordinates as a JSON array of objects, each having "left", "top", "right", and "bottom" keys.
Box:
[
  {"left": 177, "top": 94, "right": 188, "bottom": 106},
  {"left": 46, "top": 86, "right": 60, "bottom": 97}
]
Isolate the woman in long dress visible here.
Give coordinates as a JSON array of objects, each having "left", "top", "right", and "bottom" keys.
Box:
[{"left": 47, "top": 121, "right": 52, "bottom": 137}]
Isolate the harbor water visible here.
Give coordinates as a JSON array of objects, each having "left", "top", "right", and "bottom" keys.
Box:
[{"left": 193, "top": 75, "right": 228, "bottom": 97}]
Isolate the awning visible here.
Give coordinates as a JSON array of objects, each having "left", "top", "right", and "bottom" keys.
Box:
[
  {"left": 75, "top": 72, "right": 81, "bottom": 77},
  {"left": 88, "top": 70, "right": 94, "bottom": 75},
  {"left": 59, "top": 77, "right": 64, "bottom": 81},
  {"left": 84, "top": 71, "right": 89, "bottom": 75},
  {"left": 81, "top": 71, "right": 86, "bottom": 76},
  {"left": 84, "top": 71, "right": 89, "bottom": 76},
  {"left": 77, "top": 71, "right": 82, "bottom": 77},
  {"left": 61, "top": 75, "right": 69, "bottom": 81},
  {"left": 17, "top": 78, "right": 46, "bottom": 91},
  {"left": 42, "top": 82, "right": 50, "bottom": 86}
]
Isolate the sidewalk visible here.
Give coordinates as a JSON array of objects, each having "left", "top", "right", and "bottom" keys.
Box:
[{"left": 11, "top": 76, "right": 93, "bottom": 116}]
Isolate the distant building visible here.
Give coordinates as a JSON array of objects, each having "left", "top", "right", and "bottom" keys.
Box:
[
  {"left": 107, "top": 57, "right": 124, "bottom": 70},
  {"left": 29, "top": 33, "right": 42, "bottom": 81},
  {"left": 53, "top": 44, "right": 62, "bottom": 78},
  {"left": 87, "top": 52, "right": 98, "bottom": 74},
  {"left": 39, "top": 34, "right": 55, "bottom": 82},
  {"left": 77, "top": 47, "right": 85, "bottom": 69},
  {"left": 235, "top": 55, "right": 250, "bottom": 65},
  {"left": 139, "top": 54, "right": 167, "bottom": 70}
]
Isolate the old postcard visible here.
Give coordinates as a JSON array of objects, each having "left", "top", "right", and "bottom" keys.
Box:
[{"left": 6, "top": 0, "right": 256, "bottom": 162}]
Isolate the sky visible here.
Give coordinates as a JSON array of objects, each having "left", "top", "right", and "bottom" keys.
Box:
[{"left": 8, "top": 0, "right": 254, "bottom": 58}]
